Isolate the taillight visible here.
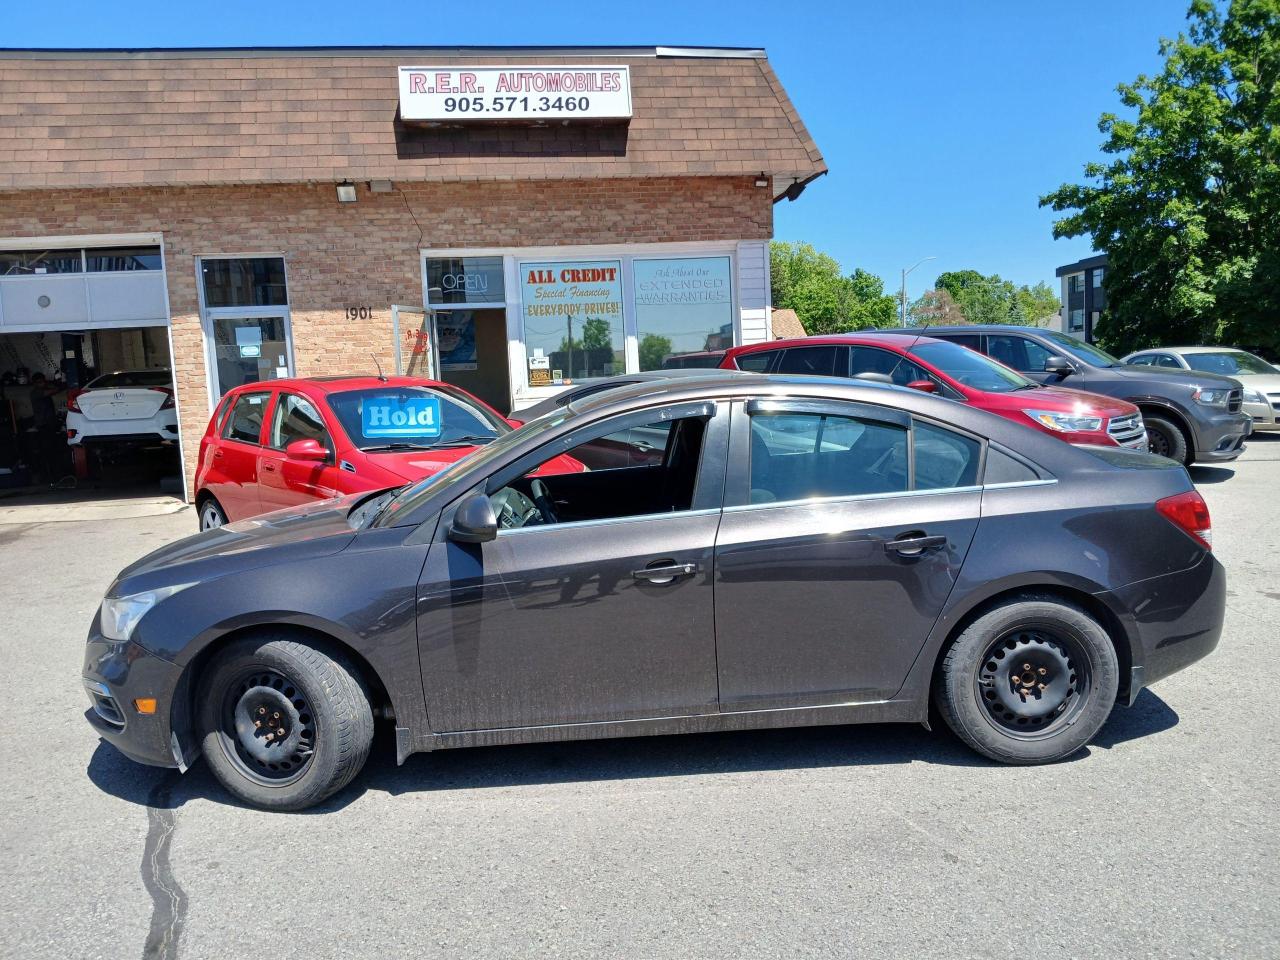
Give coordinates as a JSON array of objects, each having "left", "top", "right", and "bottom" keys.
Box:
[
  {"left": 66, "top": 388, "right": 84, "bottom": 413},
  {"left": 152, "top": 387, "right": 175, "bottom": 409},
  {"left": 1156, "top": 490, "right": 1212, "bottom": 550}
]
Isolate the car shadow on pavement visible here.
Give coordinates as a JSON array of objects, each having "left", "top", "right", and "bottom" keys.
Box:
[
  {"left": 86, "top": 689, "right": 1181, "bottom": 812},
  {"left": 1189, "top": 465, "right": 1235, "bottom": 484}
]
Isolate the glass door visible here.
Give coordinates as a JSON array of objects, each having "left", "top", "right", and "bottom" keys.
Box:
[{"left": 206, "top": 312, "right": 293, "bottom": 397}]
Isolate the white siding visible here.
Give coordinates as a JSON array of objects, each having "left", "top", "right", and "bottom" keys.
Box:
[{"left": 736, "top": 240, "right": 770, "bottom": 345}]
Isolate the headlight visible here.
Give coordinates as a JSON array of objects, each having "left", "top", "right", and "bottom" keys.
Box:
[
  {"left": 1192, "top": 387, "right": 1231, "bottom": 407},
  {"left": 1242, "top": 387, "right": 1266, "bottom": 404},
  {"left": 1025, "top": 409, "right": 1104, "bottom": 433},
  {"left": 100, "top": 584, "right": 192, "bottom": 642}
]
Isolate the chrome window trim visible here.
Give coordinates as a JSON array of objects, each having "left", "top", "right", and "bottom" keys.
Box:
[
  {"left": 494, "top": 505, "right": 722, "bottom": 536},
  {"left": 722, "top": 477, "right": 1059, "bottom": 514},
  {"left": 981, "top": 478, "right": 1058, "bottom": 491}
]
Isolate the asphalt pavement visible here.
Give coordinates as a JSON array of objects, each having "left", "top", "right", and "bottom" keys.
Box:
[{"left": 1, "top": 435, "right": 1277, "bottom": 960}]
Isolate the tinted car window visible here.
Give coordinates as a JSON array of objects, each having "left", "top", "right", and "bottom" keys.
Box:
[
  {"left": 777, "top": 346, "right": 842, "bottom": 376},
  {"left": 223, "top": 392, "right": 269, "bottom": 444},
  {"left": 327, "top": 386, "right": 508, "bottom": 451},
  {"left": 570, "top": 421, "right": 672, "bottom": 470},
  {"left": 88, "top": 370, "right": 173, "bottom": 389},
  {"left": 938, "top": 334, "right": 983, "bottom": 351},
  {"left": 847, "top": 346, "right": 934, "bottom": 386},
  {"left": 734, "top": 350, "right": 777, "bottom": 373},
  {"left": 984, "top": 447, "right": 1041, "bottom": 484},
  {"left": 270, "top": 394, "right": 331, "bottom": 452},
  {"left": 1039, "top": 330, "right": 1123, "bottom": 367},
  {"left": 1126, "top": 355, "right": 1157, "bottom": 366},
  {"left": 1155, "top": 354, "right": 1183, "bottom": 368},
  {"left": 749, "top": 412, "right": 908, "bottom": 503},
  {"left": 986, "top": 335, "right": 1054, "bottom": 373},
  {"left": 913, "top": 421, "right": 981, "bottom": 490}
]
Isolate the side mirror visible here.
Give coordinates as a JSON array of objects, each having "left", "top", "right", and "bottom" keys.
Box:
[
  {"left": 906, "top": 379, "right": 937, "bottom": 394},
  {"left": 852, "top": 371, "right": 894, "bottom": 384},
  {"left": 285, "top": 438, "right": 327, "bottom": 462},
  {"left": 1044, "top": 355, "right": 1074, "bottom": 376},
  {"left": 506, "top": 417, "right": 525, "bottom": 428},
  {"left": 448, "top": 493, "right": 498, "bottom": 544}
]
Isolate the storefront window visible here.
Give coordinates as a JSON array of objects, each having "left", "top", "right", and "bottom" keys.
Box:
[
  {"left": 520, "top": 260, "right": 624, "bottom": 386},
  {"left": 201, "top": 256, "right": 288, "bottom": 307},
  {"left": 426, "top": 257, "right": 505, "bottom": 305},
  {"left": 633, "top": 256, "right": 733, "bottom": 370},
  {"left": 0, "top": 249, "right": 83, "bottom": 276},
  {"left": 86, "top": 247, "right": 162, "bottom": 272}
]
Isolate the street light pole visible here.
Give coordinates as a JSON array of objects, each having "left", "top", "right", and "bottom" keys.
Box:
[{"left": 900, "top": 256, "right": 937, "bottom": 326}]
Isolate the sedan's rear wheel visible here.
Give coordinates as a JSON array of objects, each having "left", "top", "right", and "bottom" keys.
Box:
[
  {"left": 197, "top": 634, "right": 374, "bottom": 811},
  {"left": 198, "top": 498, "right": 228, "bottom": 531},
  {"left": 934, "top": 596, "right": 1119, "bottom": 764}
]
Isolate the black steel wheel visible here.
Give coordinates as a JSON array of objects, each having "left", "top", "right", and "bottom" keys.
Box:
[
  {"left": 973, "top": 628, "right": 1091, "bottom": 740},
  {"left": 934, "top": 595, "right": 1119, "bottom": 764},
  {"left": 197, "top": 633, "right": 374, "bottom": 811},
  {"left": 1143, "top": 414, "right": 1189, "bottom": 464},
  {"left": 216, "top": 667, "right": 317, "bottom": 786}
]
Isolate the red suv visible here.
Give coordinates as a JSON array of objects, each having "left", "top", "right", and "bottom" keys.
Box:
[
  {"left": 195, "top": 376, "right": 582, "bottom": 530},
  {"left": 721, "top": 334, "right": 1147, "bottom": 449}
]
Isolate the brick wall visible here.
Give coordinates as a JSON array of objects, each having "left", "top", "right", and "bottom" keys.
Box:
[{"left": 0, "top": 175, "right": 772, "bottom": 494}]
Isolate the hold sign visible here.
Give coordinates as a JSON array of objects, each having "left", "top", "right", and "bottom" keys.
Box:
[{"left": 361, "top": 395, "right": 443, "bottom": 439}]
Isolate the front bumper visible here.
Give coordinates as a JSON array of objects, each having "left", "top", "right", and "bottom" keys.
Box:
[
  {"left": 82, "top": 634, "right": 186, "bottom": 768},
  {"left": 1106, "top": 552, "right": 1225, "bottom": 705},
  {"left": 1242, "top": 398, "right": 1280, "bottom": 430},
  {"left": 1191, "top": 410, "right": 1251, "bottom": 462}
]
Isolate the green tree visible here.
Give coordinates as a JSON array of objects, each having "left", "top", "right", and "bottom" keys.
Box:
[
  {"left": 639, "top": 333, "right": 672, "bottom": 370},
  {"left": 581, "top": 317, "right": 612, "bottom": 352},
  {"left": 1040, "top": 0, "right": 1280, "bottom": 354},
  {"left": 933, "top": 270, "right": 1059, "bottom": 326},
  {"left": 1012, "top": 282, "right": 1062, "bottom": 326},
  {"left": 909, "top": 288, "right": 967, "bottom": 326},
  {"left": 770, "top": 241, "right": 897, "bottom": 334}
]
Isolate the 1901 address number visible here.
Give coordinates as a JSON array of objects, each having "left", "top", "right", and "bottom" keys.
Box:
[{"left": 442, "top": 96, "right": 591, "bottom": 114}]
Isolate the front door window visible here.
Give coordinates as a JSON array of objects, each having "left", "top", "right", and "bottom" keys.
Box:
[
  {"left": 211, "top": 315, "right": 291, "bottom": 396},
  {"left": 201, "top": 255, "right": 294, "bottom": 400}
]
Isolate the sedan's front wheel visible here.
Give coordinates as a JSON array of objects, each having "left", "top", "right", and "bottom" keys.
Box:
[
  {"left": 934, "top": 596, "right": 1119, "bottom": 764},
  {"left": 197, "top": 633, "right": 374, "bottom": 811}
]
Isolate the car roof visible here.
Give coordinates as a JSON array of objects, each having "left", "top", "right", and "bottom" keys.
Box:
[
  {"left": 727, "top": 332, "right": 948, "bottom": 353},
  {"left": 867, "top": 325, "right": 1055, "bottom": 336},
  {"left": 1132, "top": 346, "right": 1248, "bottom": 355},
  {"left": 227, "top": 375, "right": 449, "bottom": 396}
]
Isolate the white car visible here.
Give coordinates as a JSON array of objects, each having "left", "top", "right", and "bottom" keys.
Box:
[
  {"left": 1122, "top": 347, "right": 1280, "bottom": 432},
  {"left": 66, "top": 370, "right": 179, "bottom": 447}
]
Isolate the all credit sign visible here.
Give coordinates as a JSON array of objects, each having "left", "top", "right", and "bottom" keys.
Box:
[{"left": 398, "top": 65, "right": 632, "bottom": 122}]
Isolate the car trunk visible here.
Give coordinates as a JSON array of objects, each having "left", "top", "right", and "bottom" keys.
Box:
[{"left": 78, "top": 387, "right": 167, "bottom": 422}]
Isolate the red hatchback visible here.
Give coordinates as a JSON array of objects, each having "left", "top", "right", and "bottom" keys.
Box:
[
  {"left": 721, "top": 334, "right": 1148, "bottom": 449},
  {"left": 195, "top": 376, "right": 581, "bottom": 530}
]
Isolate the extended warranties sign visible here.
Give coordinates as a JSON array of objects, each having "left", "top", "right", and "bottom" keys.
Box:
[{"left": 362, "top": 395, "right": 443, "bottom": 439}]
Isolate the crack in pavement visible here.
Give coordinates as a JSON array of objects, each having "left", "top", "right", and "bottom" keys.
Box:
[{"left": 141, "top": 774, "right": 187, "bottom": 960}]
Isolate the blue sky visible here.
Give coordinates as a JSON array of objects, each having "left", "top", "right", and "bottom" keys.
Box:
[{"left": 3, "top": 0, "right": 1192, "bottom": 301}]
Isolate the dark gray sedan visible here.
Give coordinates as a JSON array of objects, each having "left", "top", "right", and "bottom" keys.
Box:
[{"left": 84, "top": 374, "right": 1224, "bottom": 810}]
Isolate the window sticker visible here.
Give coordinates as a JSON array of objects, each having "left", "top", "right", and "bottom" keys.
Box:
[{"left": 361, "top": 395, "right": 443, "bottom": 438}]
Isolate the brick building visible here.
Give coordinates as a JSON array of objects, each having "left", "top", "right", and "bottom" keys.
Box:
[{"left": 0, "top": 46, "right": 825, "bottom": 495}]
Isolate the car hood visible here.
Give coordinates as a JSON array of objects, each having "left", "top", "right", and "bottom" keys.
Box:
[
  {"left": 110, "top": 495, "right": 361, "bottom": 597},
  {"left": 363, "top": 445, "right": 479, "bottom": 481},
  {"left": 1020, "top": 385, "right": 1137, "bottom": 417},
  {"left": 1232, "top": 372, "right": 1280, "bottom": 392},
  {"left": 1104, "top": 365, "right": 1241, "bottom": 390}
]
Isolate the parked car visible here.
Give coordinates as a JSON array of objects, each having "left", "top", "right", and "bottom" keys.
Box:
[
  {"left": 510, "top": 368, "right": 749, "bottom": 424},
  {"left": 85, "top": 373, "right": 1223, "bottom": 810},
  {"left": 65, "top": 369, "right": 177, "bottom": 448},
  {"left": 660, "top": 350, "right": 726, "bottom": 369},
  {"left": 194, "top": 375, "right": 582, "bottom": 531},
  {"left": 864, "top": 326, "right": 1250, "bottom": 465},
  {"left": 721, "top": 334, "right": 1148, "bottom": 450},
  {"left": 1122, "top": 346, "right": 1280, "bottom": 432}
]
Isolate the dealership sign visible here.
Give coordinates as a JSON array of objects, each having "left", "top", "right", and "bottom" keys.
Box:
[{"left": 398, "top": 66, "right": 632, "bottom": 122}]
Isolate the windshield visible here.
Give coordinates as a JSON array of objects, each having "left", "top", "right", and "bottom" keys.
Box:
[
  {"left": 911, "top": 341, "right": 1035, "bottom": 393},
  {"left": 1184, "top": 351, "right": 1276, "bottom": 376},
  {"left": 326, "top": 385, "right": 508, "bottom": 452},
  {"left": 1039, "top": 330, "right": 1122, "bottom": 367},
  {"left": 373, "top": 411, "right": 571, "bottom": 526}
]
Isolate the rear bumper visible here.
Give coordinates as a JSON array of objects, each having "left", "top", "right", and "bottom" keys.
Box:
[
  {"left": 82, "top": 633, "right": 186, "bottom": 769},
  {"left": 66, "top": 411, "right": 178, "bottom": 446},
  {"left": 1191, "top": 411, "right": 1251, "bottom": 462},
  {"left": 1105, "top": 552, "right": 1225, "bottom": 705}
]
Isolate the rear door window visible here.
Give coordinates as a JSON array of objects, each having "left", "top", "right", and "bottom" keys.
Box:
[
  {"left": 776, "top": 346, "right": 845, "bottom": 376},
  {"left": 913, "top": 420, "right": 981, "bottom": 490},
  {"left": 734, "top": 349, "right": 778, "bottom": 373},
  {"left": 749, "top": 411, "right": 909, "bottom": 503},
  {"left": 986, "top": 335, "right": 1053, "bottom": 373},
  {"left": 222, "top": 391, "right": 270, "bottom": 444}
]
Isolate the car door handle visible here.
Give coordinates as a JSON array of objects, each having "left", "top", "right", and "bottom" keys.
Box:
[
  {"left": 213, "top": 449, "right": 224, "bottom": 459},
  {"left": 262, "top": 462, "right": 277, "bottom": 473},
  {"left": 884, "top": 534, "right": 948, "bottom": 557},
  {"left": 632, "top": 562, "right": 698, "bottom": 584}
]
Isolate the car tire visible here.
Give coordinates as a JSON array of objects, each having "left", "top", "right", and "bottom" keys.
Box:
[
  {"left": 1143, "top": 413, "right": 1189, "bottom": 464},
  {"left": 196, "top": 633, "right": 374, "bottom": 811},
  {"left": 934, "top": 595, "right": 1119, "bottom": 765},
  {"left": 198, "top": 497, "right": 228, "bottom": 531}
]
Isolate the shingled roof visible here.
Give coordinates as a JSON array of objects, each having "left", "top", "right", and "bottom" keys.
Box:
[{"left": 0, "top": 46, "right": 826, "bottom": 194}]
